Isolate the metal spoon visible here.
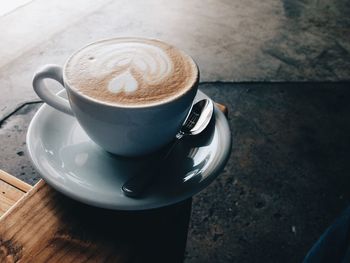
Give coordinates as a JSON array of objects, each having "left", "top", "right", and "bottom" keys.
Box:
[{"left": 122, "top": 99, "right": 214, "bottom": 197}]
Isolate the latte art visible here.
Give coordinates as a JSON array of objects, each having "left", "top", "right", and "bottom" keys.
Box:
[
  {"left": 108, "top": 71, "right": 138, "bottom": 93},
  {"left": 102, "top": 43, "right": 173, "bottom": 93},
  {"left": 64, "top": 38, "right": 198, "bottom": 106}
]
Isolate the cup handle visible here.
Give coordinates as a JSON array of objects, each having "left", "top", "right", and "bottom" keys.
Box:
[{"left": 32, "top": 64, "right": 74, "bottom": 116}]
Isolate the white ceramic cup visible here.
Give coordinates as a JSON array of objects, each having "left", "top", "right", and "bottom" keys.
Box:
[{"left": 32, "top": 41, "right": 198, "bottom": 156}]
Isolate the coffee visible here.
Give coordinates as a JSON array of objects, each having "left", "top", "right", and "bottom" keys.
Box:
[
  {"left": 64, "top": 38, "right": 198, "bottom": 107},
  {"left": 33, "top": 37, "right": 199, "bottom": 155}
]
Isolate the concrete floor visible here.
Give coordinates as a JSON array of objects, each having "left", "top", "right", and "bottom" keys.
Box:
[
  {"left": 1, "top": 0, "right": 350, "bottom": 120},
  {"left": 1, "top": 0, "right": 350, "bottom": 262}
]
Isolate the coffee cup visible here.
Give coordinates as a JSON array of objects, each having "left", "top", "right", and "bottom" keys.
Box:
[{"left": 32, "top": 38, "right": 199, "bottom": 156}]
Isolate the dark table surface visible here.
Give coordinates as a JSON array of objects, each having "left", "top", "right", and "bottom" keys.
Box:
[{"left": 1, "top": 82, "right": 350, "bottom": 262}]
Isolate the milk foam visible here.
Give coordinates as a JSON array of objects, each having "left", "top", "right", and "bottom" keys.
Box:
[
  {"left": 98, "top": 42, "right": 173, "bottom": 93},
  {"left": 64, "top": 38, "right": 198, "bottom": 106}
]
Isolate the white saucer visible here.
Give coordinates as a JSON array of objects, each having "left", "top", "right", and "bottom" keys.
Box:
[{"left": 27, "top": 90, "right": 231, "bottom": 210}]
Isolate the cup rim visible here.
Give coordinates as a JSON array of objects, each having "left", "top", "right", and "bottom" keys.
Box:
[{"left": 62, "top": 37, "right": 199, "bottom": 109}]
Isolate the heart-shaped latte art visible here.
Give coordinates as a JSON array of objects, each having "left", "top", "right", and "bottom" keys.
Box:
[
  {"left": 93, "top": 43, "right": 173, "bottom": 94},
  {"left": 108, "top": 70, "right": 138, "bottom": 93}
]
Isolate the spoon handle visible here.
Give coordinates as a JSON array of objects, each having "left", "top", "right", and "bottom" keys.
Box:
[
  {"left": 122, "top": 138, "right": 182, "bottom": 197},
  {"left": 163, "top": 133, "right": 183, "bottom": 160},
  {"left": 122, "top": 99, "right": 213, "bottom": 198}
]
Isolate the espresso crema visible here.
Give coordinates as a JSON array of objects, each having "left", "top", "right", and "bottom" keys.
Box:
[{"left": 64, "top": 38, "right": 198, "bottom": 107}]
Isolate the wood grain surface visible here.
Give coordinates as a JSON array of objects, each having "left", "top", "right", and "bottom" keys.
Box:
[
  {"left": 0, "top": 179, "right": 191, "bottom": 262},
  {"left": 0, "top": 170, "right": 31, "bottom": 217},
  {"left": 215, "top": 102, "right": 228, "bottom": 117}
]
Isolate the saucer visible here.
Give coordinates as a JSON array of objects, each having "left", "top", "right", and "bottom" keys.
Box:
[{"left": 27, "top": 90, "right": 231, "bottom": 210}]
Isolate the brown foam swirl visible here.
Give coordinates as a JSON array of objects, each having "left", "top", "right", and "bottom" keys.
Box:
[{"left": 64, "top": 38, "right": 198, "bottom": 106}]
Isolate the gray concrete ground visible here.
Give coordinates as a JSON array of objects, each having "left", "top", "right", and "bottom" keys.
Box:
[
  {"left": 1, "top": 0, "right": 350, "bottom": 262},
  {"left": 1, "top": 83, "right": 350, "bottom": 263},
  {"left": 1, "top": 0, "right": 350, "bottom": 120}
]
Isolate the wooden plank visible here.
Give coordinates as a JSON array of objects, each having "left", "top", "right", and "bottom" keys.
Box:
[
  {"left": 0, "top": 170, "right": 31, "bottom": 192},
  {"left": 215, "top": 102, "right": 228, "bottom": 117},
  {"left": 0, "top": 170, "right": 31, "bottom": 217},
  {"left": 0, "top": 180, "right": 192, "bottom": 262}
]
